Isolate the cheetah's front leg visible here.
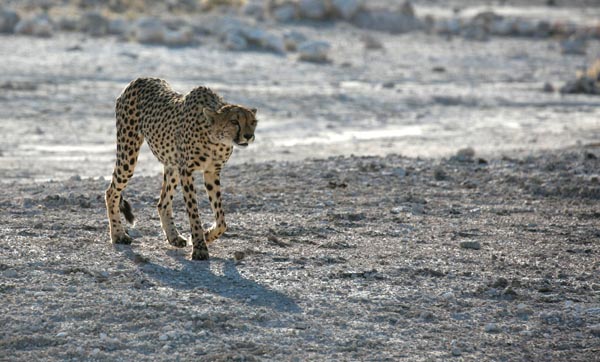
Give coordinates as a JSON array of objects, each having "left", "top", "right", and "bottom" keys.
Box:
[
  {"left": 179, "top": 168, "right": 209, "bottom": 260},
  {"left": 203, "top": 171, "right": 227, "bottom": 243}
]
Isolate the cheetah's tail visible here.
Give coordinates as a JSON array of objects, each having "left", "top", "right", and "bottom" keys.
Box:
[{"left": 119, "top": 197, "right": 136, "bottom": 225}]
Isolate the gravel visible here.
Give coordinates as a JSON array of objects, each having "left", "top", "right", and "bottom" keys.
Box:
[{"left": 1, "top": 149, "right": 599, "bottom": 361}]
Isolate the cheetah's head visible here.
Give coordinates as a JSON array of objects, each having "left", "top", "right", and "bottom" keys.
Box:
[{"left": 203, "top": 105, "right": 257, "bottom": 147}]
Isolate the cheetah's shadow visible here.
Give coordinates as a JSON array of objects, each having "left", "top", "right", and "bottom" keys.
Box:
[{"left": 115, "top": 246, "right": 301, "bottom": 313}]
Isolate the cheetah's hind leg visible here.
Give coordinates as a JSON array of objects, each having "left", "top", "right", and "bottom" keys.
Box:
[{"left": 158, "top": 166, "right": 188, "bottom": 248}]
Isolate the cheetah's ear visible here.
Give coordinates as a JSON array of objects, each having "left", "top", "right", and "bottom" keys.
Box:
[
  {"left": 250, "top": 108, "right": 257, "bottom": 115},
  {"left": 203, "top": 108, "right": 218, "bottom": 120}
]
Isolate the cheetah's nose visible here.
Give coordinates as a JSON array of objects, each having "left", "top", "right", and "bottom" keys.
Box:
[{"left": 243, "top": 134, "right": 254, "bottom": 142}]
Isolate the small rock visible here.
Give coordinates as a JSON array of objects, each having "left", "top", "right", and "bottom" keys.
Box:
[
  {"left": 589, "top": 324, "right": 600, "bottom": 337},
  {"left": 502, "top": 286, "right": 518, "bottom": 299},
  {"left": 360, "top": 33, "right": 383, "bottom": 50},
  {"left": 99, "top": 332, "right": 108, "bottom": 340},
  {"left": 492, "top": 277, "right": 509, "bottom": 288},
  {"left": 4, "top": 269, "right": 18, "bottom": 278},
  {"left": 184, "top": 321, "right": 193, "bottom": 329},
  {"left": 70, "top": 174, "right": 82, "bottom": 181},
  {"left": 225, "top": 32, "right": 248, "bottom": 50},
  {"left": 0, "top": 8, "right": 19, "bottom": 33},
  {"left": 298, "top": 40, "right": 331, "bottom": 63},
  {"left": 382, "top": 81, "right": 395, "bottom": 89},
  {"left": 233, "top": 251, "right": 245, "bottom": 261},
  {"left": 271, "top": 3, "right": 297, "bottom": 22},
  {"left": 489, "top": 17, "right": 515, "bottom": 36},
  {"left": 516, "top": 303, "right": 533, "bottom": 318},
  {"left": 56, "top": 332, "right": 68, "bottom": 338},
  {"left": 298, "top": 0, "right": 328, "bottom": 20},
  {"left": 433, "top": 167, "right": 449, "bottom": 181},
  {"left": 159, "top": 333, "right": 168, "bottom": 341},
  {"left": 460, "top": 241, "right": 481, "bottom": 250},
  {"left": 514, "top": 19, "right": 537, "bottom": 36},
  {"left": 134, "top": 17, "right": 166, "bottom": 44},
  {"left": 128, "top": 229, "right": 142, "bottom": 238},
  {"left": 80, "top": 11, "right": 109, "bottom": 36},
  {"left": 108, "top": 18, "right": 129, "bottom": 35},
  {"left": 462, "top": 24, "right": 489, "bottom": 41},
  {"left": 166, "top": 330, "right": 178, "bottom": 339},
  {"left": 243, "top": 1, "right": 265, "bottom": 18},
  {"left": 163, "top": 28, "right": 194, "bottom": 47},
  {"left": 243, "top": 28, "right": 285, "bottom": 53},
  {"left": 419, "top": 310, "right": 435, "bottom": 321},
  {"left": 283, "top": 30, "right": 307, "bottom": 51},
  {"left": 15, "top": 15, "right": 53, "bottom": 37},
  {"left": 353, "top": 7, "right": 422, "bottom": 34},
  {"left": 451, "top": 347, "right": 462, "bottom": 356},
  {"left": 560, "top": 35, "right": 587, "bottom": 55},
  {"left": 331, "top": 0, "right": 363, "bottom": 20},
  {"left": 484, "top": 323, "right": 501, "bottom": 333},
  {"left": 455, "top": 147, "right": 475, "bottom": 161},
  {"left": 441, "top": 291, "right": 455, "bottom": 301},
  {"left": 435, "top": 17, "right": 461, "bottom": 35}
]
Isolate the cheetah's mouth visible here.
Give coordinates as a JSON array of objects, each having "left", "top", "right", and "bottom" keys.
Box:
[{"left": 235, "top": 142, "right": 249, "bottom": 147}]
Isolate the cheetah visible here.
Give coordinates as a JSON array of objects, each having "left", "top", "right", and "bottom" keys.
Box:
[{"left": 105, "top": 78, "right": 257, "bottom": 260}]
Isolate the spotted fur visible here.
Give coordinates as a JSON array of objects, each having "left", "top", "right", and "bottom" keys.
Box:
[{"left": 105, "top": 78, "right": 257, "bottom": 260}]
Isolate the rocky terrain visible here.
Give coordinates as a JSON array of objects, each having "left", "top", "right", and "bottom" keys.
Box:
[
  {"left": 1, "top": 148, "right": 600, "bottom": 361},
  {"left": 0, "top": 0, "right": 600, "bottom": 361}
]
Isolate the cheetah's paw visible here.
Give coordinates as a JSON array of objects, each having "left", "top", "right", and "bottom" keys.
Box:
[
  {"left": 114, "top": 233, "right": 132, "bottom": 245},
  {"left": 168, "top": 235, "right": 188, "bottom": 248}
]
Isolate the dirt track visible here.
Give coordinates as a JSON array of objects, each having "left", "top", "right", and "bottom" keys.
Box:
[{"left": 1, "top": 148, "right": 599, "bottom": 361}]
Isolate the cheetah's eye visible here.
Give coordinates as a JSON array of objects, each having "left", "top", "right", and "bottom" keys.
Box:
[{"left": 230, "top": 119, "right": 238, "bottom": 125}]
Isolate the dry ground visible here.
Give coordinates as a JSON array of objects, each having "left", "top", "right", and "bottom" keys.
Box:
[{"left": 1, "top": 147, "right": 599, "bottom": 361}]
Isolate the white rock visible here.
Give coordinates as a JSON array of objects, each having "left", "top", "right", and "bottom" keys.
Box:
[
  {"left": 272, "top": 3, "right": 297, "bottom": 22},
  {"left": 134, "top": 17, "right": 166, "bottom": 44},
  {"left": 0, "top": 8, "right": 19, "bottom": 33},
  {"left": 99, "top": 332, "right": 108, "bottom": 340},
  {"left": 159, "top": 333, "right": 168, "bottom": 341},
  {"left": 298, "top": 0, "right": 328, "bottom": 20},
  {"left": 331, "top": 0, "right": 362, "bottom": 20},
  {"left": 15, "top": 15, "right": 53, "bottom": 37},
  {"left": 298, "top": 40, "right": 330, "bottom": 63},
  {"left": 56, "top": 332, "right": 68, "bottom": 337}
]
